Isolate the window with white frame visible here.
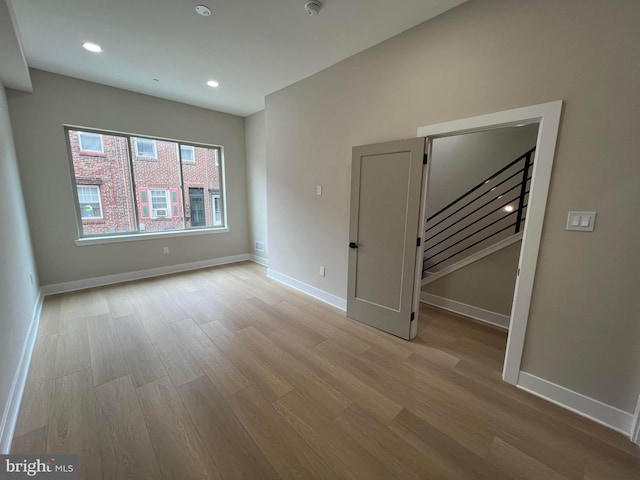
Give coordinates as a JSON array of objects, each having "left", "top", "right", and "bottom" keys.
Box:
[
  {"left": 135, "top": 138, "right": 157, "bottom": 158},
  {"left": 180, "top": 145, "right": 195, "bottom": 162},
  {"left": 77, "top": 185, "right": 103, "bottom": 218},
  {"left": 78, "top": 132, "right": 104, "bottom": 153},
  {"left": 212, "top": 193, "right": 222, "bottom": 226},
  {"left": 150, "top": 189, "right": 169, "bottom": 218}
]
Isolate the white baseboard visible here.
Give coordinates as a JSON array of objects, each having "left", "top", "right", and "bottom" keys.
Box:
[
  {"left": 420, "top": 292, "right": 509, "bottom": 329},
  {"left": 267, "top": 269, "right": 346, "bottom": 311},
  {"left": 0, "top": 292, "right": 44, "bottom": 454},
  {"left": 41, "top": 254, "right": 251, "bottom": 295},
  {"left": 249, "top": 255, "right": 268, "bottom": 267},
  {"left": 518, "top": 372, "right": 634, "bottom": 437}
]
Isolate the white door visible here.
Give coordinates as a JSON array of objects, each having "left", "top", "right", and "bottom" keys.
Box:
[{"left": 347, "top": 138, "right": 426, "bottom": 339}]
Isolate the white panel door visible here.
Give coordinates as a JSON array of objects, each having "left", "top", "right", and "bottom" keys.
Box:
[{"left": 347, "top": 138, "right": 425, "bottom": 339}]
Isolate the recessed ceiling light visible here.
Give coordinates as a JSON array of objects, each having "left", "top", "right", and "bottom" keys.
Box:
[
  {"left": 195, "top": 5, "right": 212, "bottom": 16},
  {"left": 207, "top": 80, "right": 219, "bottom": 88},
  {"left": 82, "top": 42, "right": 102, "bottom": 53},
  {"left": 504, "top": 205, "right": 515, "bottom": 212}
]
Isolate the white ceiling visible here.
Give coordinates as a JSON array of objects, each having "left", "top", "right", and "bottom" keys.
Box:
[{"left": 10, "top": 0, "right": 466, "bottom": 117}]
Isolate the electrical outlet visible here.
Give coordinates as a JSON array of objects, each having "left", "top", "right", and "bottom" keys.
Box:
[
  {"left": 255, "top": 241, "right": 265, "bottom": 252},
  {"left": 163, "top": 246, "right": 169, "bottom": 254},
  {"left": 319, "top": 266, "right": 325, "bottom": 277}
]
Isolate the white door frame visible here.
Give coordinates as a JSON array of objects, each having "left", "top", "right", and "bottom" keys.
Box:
[{"left": 417, "top": 100, "right": 563, "bottom": 385}]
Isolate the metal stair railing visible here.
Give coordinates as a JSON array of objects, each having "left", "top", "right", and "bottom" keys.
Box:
[{"left": 422, "top": 147, "right": 535, "bottom": 277}]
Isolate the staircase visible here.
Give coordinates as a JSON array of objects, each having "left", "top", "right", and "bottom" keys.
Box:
[{"left": 422, "top": 147, "right": 535, "bottom": 283}]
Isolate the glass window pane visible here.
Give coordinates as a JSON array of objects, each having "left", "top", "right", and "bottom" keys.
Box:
[
  {"left": 135, "top": 138, "right": 157, "bottom": 158},
  {"left": 131, "top": 138, "right": 184, "bottom": 231},
  {"left": 181, "top": 144, "right": 223, "bottom": 228},
  {"left": 181, "top": 145, "right": 195, "bottom": 162},
  {"left": 69, "top": 130, "right": 136, "bottom": 235},
  {"left": 78, "top": 132, "right": 104, "bottom": 152}
]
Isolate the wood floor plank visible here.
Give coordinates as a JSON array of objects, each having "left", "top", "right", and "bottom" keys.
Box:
[
  {"left": 227, "top": 385, "right": 339, "bottom": 480},
  {"left": 333, "top": 405, "right": 443, "bottom": 480},
  {"left": 10, "top": 426, "right": 47, "bottom": 454},
  {"left": 13, "top": 333, "right": 57, "bottom": 437},
  {"left": 199, "top": 320, "right": 292, "bottom": 401},
  {"left": 53, "top": 321, "right": 90, "bottom": 378},
  {"left": 274, "top": 390, "right": 393, "bottom": 479},
  {"left": 278, "top": 302, "right": 371, "bottom": 354},
  {"left": 48, "top": 369, "right": 102, "bottom": 479},
  {"left": 95, "top": 375, "right": 162, "bottom": 480},
  {"left": 140, "top": 314, "right": 204, "bottom": 387},
  {"left": 389, "top": 408, "right": 510, "bottom": 480},
  {"left": 172, "top": 318, "right": 250, "bottom": 396},
  {"left": 177, "top": 375, "right": 281, "bottom": 480},
  {"left": 87, "top": 313, "right": 129, "bottom": 387},
  {"left": 114, "top": 313, "right": 167, "bottom": 387},
  {"left": 37, "top": 296, "right": 61, "bottom": 337},
  {"left": 136, "top": 376, "right": 222, "bottom": 480},
  {"left": 487, "top": 436, "right": 571, "bottom": 480},
  {"left": 235, "top": 326, "right": 351, "bottom": 419},
  {"left": 269, "top": 328, "right": 402, "bottom": 425}
]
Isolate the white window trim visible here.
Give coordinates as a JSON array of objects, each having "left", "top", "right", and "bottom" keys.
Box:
[
  {"left": 135, "top": 138, "right": 158, "bottom": 158},
  {"left": 150, "top": 188, "right": 170, "bottom": 218},
  {"left": 180, "top": 145, "right": 196, "bottom": 162},
  {"left": 77, "top": 185, "right": 104, "bottom": 219},
  {"left": 78, "top": 132, "right": 104, "bottom": 153}
]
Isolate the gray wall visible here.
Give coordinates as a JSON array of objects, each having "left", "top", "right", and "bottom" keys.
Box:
[
  {"left": 423, "top": 242, "right": 521, "bottom": 316},
  {"left": 428, "top": 125, "right": 538, "bottom": 216},
  {"left": 245, "top": 110, "right": 268, "bottom": 262},
  {"left": 265, "top": 0, "right": 640, "bottom": 412},
  {"left": 7, "top": 69, "right": 249, "bottom": 287},
  {"left": 0, "top": 85, "right": 39, "bottom": 447}
]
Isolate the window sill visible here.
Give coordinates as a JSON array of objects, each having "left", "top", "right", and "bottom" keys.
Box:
[{"left": 74, "top": 227, "right": 229, "bottom": 246}]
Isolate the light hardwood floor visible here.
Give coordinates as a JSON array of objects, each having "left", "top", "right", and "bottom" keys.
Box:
[{"left": 11, "top": 262, "right": 640, "bottom": 479}]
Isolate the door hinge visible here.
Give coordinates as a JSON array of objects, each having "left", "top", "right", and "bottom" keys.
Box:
[
  {"left": 416, "top": 237, "right": 421, "bottom": 247},
  {"left": 410, "top": 312, "right": 415, "bottom": 321},
  {"left": 423, "top": 154, "right": 428, "bottom": 165}
]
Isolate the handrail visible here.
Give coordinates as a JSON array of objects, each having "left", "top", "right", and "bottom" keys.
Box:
[{"left": 427, "top": 146, "right": 536, "bottom": 222}]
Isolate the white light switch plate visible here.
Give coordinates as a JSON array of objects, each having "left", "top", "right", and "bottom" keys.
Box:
[
  {"left": 316, "top": 184, "right": 322, "bottom": 196},
  {"left": 566, "top": 211, "right": 596, "bottom": 232}
]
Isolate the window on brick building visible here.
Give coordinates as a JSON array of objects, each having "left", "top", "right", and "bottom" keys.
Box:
[
  {"left": 77, "top": 185, "right": 103, "bottom": 218},
  {"left": 180, "top": 145, "right": 195, "bottom": 162},
  {"left": 66, "top": 127, "right": 226, "bottom": 239},
  {"left": 150, "top": 189, "right": 170, "bottom": 218},
  {"left": 78, "top": 132, "right": 104, "bottom": 153},
  {"left": 135, "top": 138, "right": 158, "bottom": 158}
]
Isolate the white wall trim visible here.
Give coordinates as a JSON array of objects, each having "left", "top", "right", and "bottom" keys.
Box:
[
  {"left": 418, "top": 100, "right": 563, "bottom": 386},
  {"left": 267, "top": 269, "right": 346, "bottom": 311},
  {"left": 422, "top": 233, "right": 522, "bottom": 286},
  {"left": 0, "top": 292, "right": 44, "bottom": 454},
  {"left": 41, "top": 254, "right": 251, "bottom": 295},
  {"left": 420, "top": 292, "right": 509, "bottom": 329},
  {"left": 250, "top": 255, "right": 269, "bottom": 267},
  {"left": 631, "top": 394, "right": 640, "bottom": 445},
  {"left": 518, "top": 372, "right": 634, "bottom": 437}
]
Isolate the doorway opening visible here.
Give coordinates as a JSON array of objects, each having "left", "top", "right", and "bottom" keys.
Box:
[{"left": 416, "top": 101, "right": 563, "bottom": 385}]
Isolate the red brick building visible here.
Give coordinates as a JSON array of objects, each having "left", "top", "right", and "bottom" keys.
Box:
[{"left": 68, "top": 129, "right": 221, "bottom": 236}]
